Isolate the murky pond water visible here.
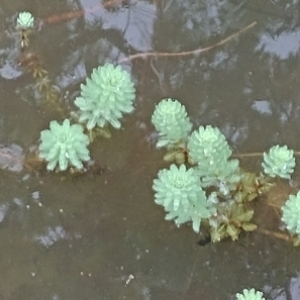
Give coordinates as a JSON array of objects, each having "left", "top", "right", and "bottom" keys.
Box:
[{"left": 0, "top": 0, "right": 300, "bottom": 299}]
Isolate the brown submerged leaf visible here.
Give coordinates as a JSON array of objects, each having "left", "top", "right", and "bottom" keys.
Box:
[
  {"left": 226, "top": 224, "right": 240, "bottom": 240},
  {"left": 241, "top": 223, "right": 257, "bottom": 232}
]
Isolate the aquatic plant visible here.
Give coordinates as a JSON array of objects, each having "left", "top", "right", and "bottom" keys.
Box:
[
  {"left": 282, "top": 191, "right": 300, "bottom": 237},
  {"left": 74, "top": 63, "right": 136, "bottom": 130},
  {"left": 153, "top": 164, "right": 213, "bottom": 232},
  {"left": 16, "top": 11, "right": 34, "bottom": 29},
  {"left": 209, "top": 201, "right": 257, "bottom": 242},
  {"left": 188, "top": 125, "right": 231, "bottom": 164},
  {"left": 38, "top": 119, "right": 90, "bottom": 171},
  {"left": 235, "top": 288, "right": 265, "bottom": 300},
  {"left": 151, "top": 98, "right": 192, "bottom": 148},
  {"left": 262, "top": 145, "right": 295, "bottom": 179},
  {"left": 187, "top": 125, "right": 240, "bottom": 188},
  {"left": 150, "top": 108, "right": 286, "bottom": 243}
]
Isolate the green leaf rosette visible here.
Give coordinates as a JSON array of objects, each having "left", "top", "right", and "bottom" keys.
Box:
[
  {"left": 151, "top": 98, "right": 192, "bottom": 148},
  {"left": 74, "top": 63, "right": 136, "bottom": 130},
  {"left": 16, "top": 11, "right": 34, "bottom": 29},
  {"left": 282, "top": 191, "right": 300, "bottom": 237},
  {"left": 39, "top": 119, "right": 90, "bottom": 171},
  {"left": 262, "top": 145, "right": 295, "bottom": 179},
  {"left": 235, "top": 288, "right": 265, "bottom": 300},
  {"left": 187, "top": 125, "right": 240, "bottom": 189},
  {"left": 153, "top": 164, "right": 213, "bottom": 232},
  {"left": 187, "top": 125, "right": 231, "bottom": 165}
]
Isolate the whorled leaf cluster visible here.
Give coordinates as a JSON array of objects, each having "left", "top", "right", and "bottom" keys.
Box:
[
  {"left": 26, "top": 48, "right": 300, "bottom": 247},
  {"left": 75, "top": 63, "right": 136, "bottom": 130},
  {"left": 151, "top": 98, "right": 193, "bottom": 164},
  {"left": 187, "top": 125, "right": 240, "bottom": 189},
  {"left": 235, "top": 288, "right": 265, "bottom": 300},
  {"left": 39, "top": 119, "right": 90, "bottom": 171},
  {"left": 36, "top": 63, "right": 137, "bottom": 172},
  {"left": 16, "top": 11, "right": 34, "bottom": 30},
  {"left": 151, "top": 98, "right": 296, "bottom": 244},
  {"left": 282, "top": 191, "right": 300, "bottom": 245},
  {"left": 153, "top": 164, "right": 213, "bottom": 233},
  {"left": 262, "top": 145, "right": 295, "bottom": 179},
  {"left": 151, "top": 98, "right": 192, "bottom": 148}
]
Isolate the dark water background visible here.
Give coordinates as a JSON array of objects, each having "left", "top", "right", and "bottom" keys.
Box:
[{"left": 0, "top": 0, "right": 300, "bottom": 299}]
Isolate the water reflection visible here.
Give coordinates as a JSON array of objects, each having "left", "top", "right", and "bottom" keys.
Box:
[{"left": 263, "top": 273, "right": 300, "bottom": 300}]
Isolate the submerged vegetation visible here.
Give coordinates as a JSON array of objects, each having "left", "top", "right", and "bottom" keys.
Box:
[
  {"left": 151, "top": 98, "right": 300, "bottom": 246},
  {"left": 74, "top": 63, "right": 136, "bottom": 130},
  {"left": 235, "top": 288, "right": 265, "bottom": 300},
  {"left": 38, "top": 119, "right": 90, "bottom": 171},
  {"left": 12, "top": 12, "right": 137, "bottom": 171},
  {"left": 7, "top": 10, "right": 300, "bottom": 248},
  {"left": 1, "top": 5, "right": 300, "bottom": 298}
]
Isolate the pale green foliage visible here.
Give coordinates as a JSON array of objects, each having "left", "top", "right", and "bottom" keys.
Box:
[
  {"left": 39, "top": 119, "right": 90, "bottom": 171},
  {"left": 74, "top": 63, "right": 136, "bottom": 130},
  {"left": 16, "top": 12, "right": 34, "bottom": 29},
  {"left": 236, "top": 288, "right": 265, "bottom": 300},
  {"left": 187, "top": 126, "right": 240, "bottom": 188},
  {"left": 187, "top": 125, "right": 231, "bottom": 164},
  {"left": 262, "top": 145, "right": 295, "bottom": 179},
  {"left": 153, "top": 164, "right": 213, "bottom": 232},
  {"left": 151, "top": 98, "right": 192, "bottom": 147},
  {"left": 282, "top": 191, "right": 300, "bottom": 236}
]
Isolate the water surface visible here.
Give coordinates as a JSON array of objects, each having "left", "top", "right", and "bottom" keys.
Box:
[{"left": 0, "top": 0, "right": 300, "bottom": 299}]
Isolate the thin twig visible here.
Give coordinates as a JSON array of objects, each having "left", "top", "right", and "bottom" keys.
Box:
[
  {"left": 233, "top": 150, "right": 300, "bottom": 158},
  {"left": 232, "top": 152, "right": 263, "bottom": 158},
  {"left": 118, "top": 21, "right": 257, "bottom": 64},
  {"left": 257, "top": 228, "right": 290, "bottom": 242}
]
